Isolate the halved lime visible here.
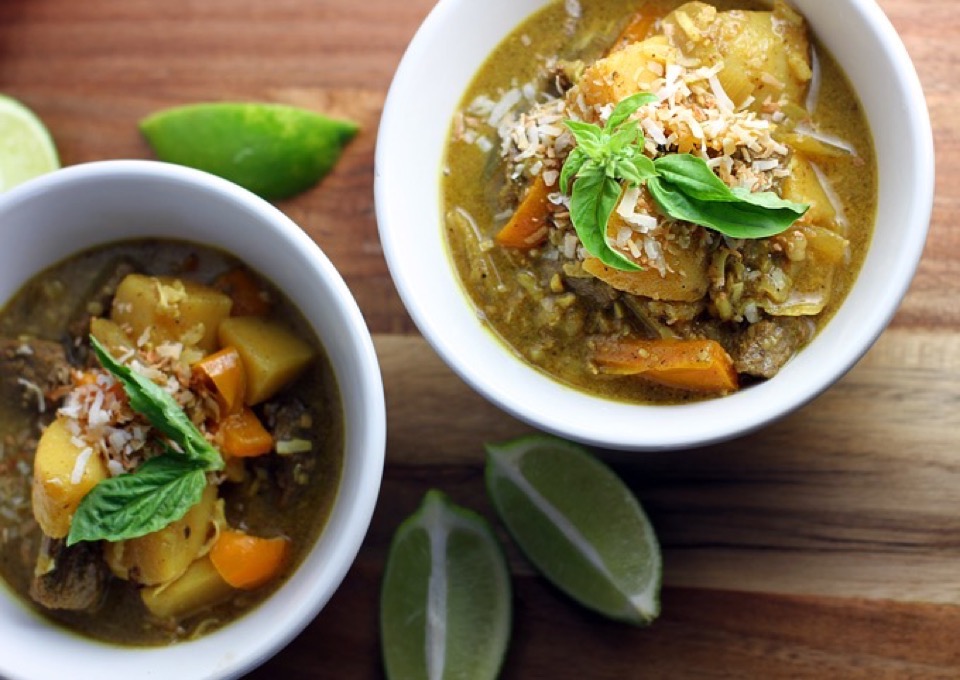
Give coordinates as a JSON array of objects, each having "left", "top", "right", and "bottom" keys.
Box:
[
  {"left": 140, "top": 102, "right": 358, "bottom": 200},
  {"left": 0, "top": 95, "right": 59, "bottom": 192},
  {"left": 485, "top": 434, "right": 661, "bottom": 625},
  {"left": 380, "top": 490, "right": 511, "bottom": 680}
]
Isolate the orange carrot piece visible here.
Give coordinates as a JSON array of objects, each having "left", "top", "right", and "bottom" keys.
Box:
[
  {"left": 218, "top": 407, "right": 273, "bottom": 457},
  {"left": 609, "top": 13, "right": 657, "bottom": 53},
  {"left": 495, "top": 175, "right": 552, "bottom": 249},
  {"left": 214, "top": 267, "right": 271, "bottom": 317},
  {"left": 210, "top": 529, "right": 290, "bottom": 590},
  {"left": 193, "top": 347, "right": 246, "bottom": 414},
  {"left": 592, "top": 337, "right": 738, "bottom": 394}
]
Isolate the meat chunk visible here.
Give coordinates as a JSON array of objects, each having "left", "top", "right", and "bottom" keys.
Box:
[
  {"left": 30, "top": 536, "right": 108, "bottom": 611},
  {"left": 0, "top": 337, "right": 72, "bottom": 411},
  {"left": 563, "top": 272, "right": 620, "bottom": 310},
  {"left": 259, "top": 398, "right": 317, "bottom": 507},
  {"left": 732, "top": 318, "right": 811, "bottom": 379}
]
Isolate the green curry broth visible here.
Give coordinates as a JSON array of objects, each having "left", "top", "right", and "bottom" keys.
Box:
[
  {"left": 442, "top": 0, "right": 877, "bottom": 403},
  {"left": 0, "top": 239, "right": 343, "bottom": 645}
]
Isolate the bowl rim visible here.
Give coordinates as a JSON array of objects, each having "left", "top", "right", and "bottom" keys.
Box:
[
  {"left": 374, "top": 0, "right": 934, "bottom": 451},
  {"left": 0, "top": 159, "right": 386, "bottom": 679}
]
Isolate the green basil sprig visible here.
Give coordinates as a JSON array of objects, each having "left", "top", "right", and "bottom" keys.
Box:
[
  {"left": 66, "top": 336, "right": 225, "bottom": 545},
  {"left": 561, "top": 94, "right": 808, "bottom": 271}
]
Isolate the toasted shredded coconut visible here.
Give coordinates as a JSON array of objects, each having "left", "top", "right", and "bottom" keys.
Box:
[{"left": 71, "top": 447, "right": 94, "bottom": 485}]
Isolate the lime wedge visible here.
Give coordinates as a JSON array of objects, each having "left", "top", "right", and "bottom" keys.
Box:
[
  {"left": 485, "top": 435, "right": 661, "bottom": 625},
  {"left": 381, "top": 490, "right": 511, "bottom": 680},
  {"left": 140, "top": 102, "right": 358, "bottom": 200},
  {"left": 0, "top": 94, "right": 59, "bottom": 192}
]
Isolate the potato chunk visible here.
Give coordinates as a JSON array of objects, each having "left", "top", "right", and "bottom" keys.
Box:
[
  {"left": 141, "top": 555, "right": 235, "bottom": 620},
  {"left": 662, "top": 1, "right": 811, "bottom": 110},
  {"left": 581, "top": 219, "right": 709, "bottom": 302},
  {"left": 578, "top": 36, "right": 678, "bottom": 112},
  {"left": 89, "top": 317, "right": 134, "bottom": 354},
  {"left": 781, "top": 155, "right": 837, "bottom": 227},
  {"left": 32, "top": 417, "right": 109, "bottom": 538},
  {"left": 104, "top": 484, "right": 218, "bottom": 586},
  {"left": 111, "top": 274, "right": 233, "bottom": 353},
  {"left": 218, "top": 316, "right": 315, "bottom": 405}
]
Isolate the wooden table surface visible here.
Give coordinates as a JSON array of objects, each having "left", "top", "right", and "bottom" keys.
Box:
[{"left": 3, "top": 0, "right": 959, "bottom": 677}]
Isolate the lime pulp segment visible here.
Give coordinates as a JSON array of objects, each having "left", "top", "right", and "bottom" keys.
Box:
[
  {"left": 485, "top": 434, "right": 661, "bottom": 625},
  {"left": 0, "top": 95, "right": 60, "bottom": 192},
  {"left": 380, "top": 490, "right": 511, "bottom": 680}
]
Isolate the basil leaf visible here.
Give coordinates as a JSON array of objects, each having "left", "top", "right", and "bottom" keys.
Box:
[
  {"left": 652, "top": 154, "right": 732, "bottom": 202},
  {"left": 616, "top": 159, "right": 644, "bottom": 186},
  {"left": 731, "top": 186, "right": 808, "bottom": 215},
  {"left": 560, "top": 146, "right": 587, "bottom": 195},
  {"left": 90, "top": 336, "right": 223, "bottom": 471},
  {"left": 607, "top": 120, "right": 640, "bottom": 156},
  {"left": 569, "top": 173, "right": 641, "bottom": 271},
  {"left": 627, "top": 155, "right": 658, "bottom": 183},
  {"left": 564, "top": 120, "right": 605, "bottom": 159},
  {"left": 66, "top": 454, "right": 207, "bottom": 545},
  {"left": 647, "top": 176, "right": 805, "bottom": 239},
  {"left": 605, "top": 92, "right": 659, "bottom": 131}
]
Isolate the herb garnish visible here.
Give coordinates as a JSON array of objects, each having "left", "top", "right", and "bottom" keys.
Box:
[
  {"left": 66, "top": 336, "right": 224, "bottom": 546},
  {"left": 561, "top": 93, "right": 809, "bottom": 271}
]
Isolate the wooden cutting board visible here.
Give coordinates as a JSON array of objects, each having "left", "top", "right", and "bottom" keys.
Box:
[{"left": 2, "top": 0, "right": 959, "bottom": 677}]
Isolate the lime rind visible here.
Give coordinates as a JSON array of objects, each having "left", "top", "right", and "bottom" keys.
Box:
[
  {"left": 381, "top": 490, "right": 512, "bottom": 680},
  {"left": 140, "top": 102, "right": 358, "bottom": 201},
  {"left": 0, "top": 94, "right": 60, "bottom": 192},
  {"left": 485, "top": 434, "right": 661, "bottom": 625}
]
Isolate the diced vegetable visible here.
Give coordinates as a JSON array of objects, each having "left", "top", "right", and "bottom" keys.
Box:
[
  {"left": 781, "top": 155, "right": 837, "bottom": 227},
  {"left": 218, "top": 407, "right": 273, "bottom": 458},
  {"left": 592, "top": 337, "right": 738, "bottom": 394},
  {"left": 104, "top": 484, "right": 218, "bottom": 586},
  {"left": 579, "top": 36, "right": 677, "bottom": 110},
  {"left": 495, "top": 175, "right": 552, "bottom": 249},
  {"left": 141, "top": 555, "right": 235, "bottom": 620},
  {"left": 662, "top": 2, "right": 811, "bottom": 110},
  {"left": 192, "top": 346, "right": 246, "bottom": 414},
  {"left": 214, "top": 267, "right": 271, "bottom": 317},
  {"left": 217, "top": 316, "right": 315, "bottom": 405},
  {"left": 111, "top": 274, "right": 233, "bottom": 353},
  {"left": 210, "top": 529, "right": 290, "bottom": 590},
  {"left": 89, "top": 317, "right": 134, "bottom": 353},
  {"left": 581, "top": 222, "right": 708, "bottom": 302},
  {"left": 609, "top": 12, "right": 657, "bottom": 53},
  {"left": 802, "top": 225, "right": 848, "bottom": 265},
  {"left": 32, "top": 417, "right": 109, "bottom": 538}
]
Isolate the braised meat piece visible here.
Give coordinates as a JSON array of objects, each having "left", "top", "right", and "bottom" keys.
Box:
[
  {"left": 30, "top": 537, "right": 107, "bottom": 611},
  {"left": 732, "top": 318, "right": 811, "bottom": 379},
  {"left": 0, "top": 337, "right": 72, "bottom": 411},
  {"left": 260, "top": 397, "right": 317, "bottom": 507}
]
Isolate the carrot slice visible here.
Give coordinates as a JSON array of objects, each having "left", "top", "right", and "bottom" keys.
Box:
[
  {"left": 210, "top": 529, "right": 290, "bottom": 590},
  {"left": 592, "top": 337, "right": 738, "bottom": 394},
  {"left": 495, "top": 175, "right": 552, "bottom": 249},
  {"left": 609, "top": 12, "right": 657, "bottom": 53},
  {"left": 218, "top": 407, "right": 273, "bottom": 457},
  {"left": 214, "top": 267, "right": 271, "bottom": 317},
  {"left": 193, "top": 347, "right": 246, "bottom": 414}
]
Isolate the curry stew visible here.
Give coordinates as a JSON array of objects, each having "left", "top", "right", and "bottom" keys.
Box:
[
  {"left": 0, "top": 240, "right": 342, "bottom": 645},
  {"left": 444, "top": 0, "right": 876, "bottom": 403}
]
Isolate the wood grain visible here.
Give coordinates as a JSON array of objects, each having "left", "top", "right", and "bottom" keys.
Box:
[{"left": 1, "top": 0, "right": 958, "bottom": 676}]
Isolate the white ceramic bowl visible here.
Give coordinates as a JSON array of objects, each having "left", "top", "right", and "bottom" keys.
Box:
[
  {"left": 376, "top": 0, "right": 933, "bottom": 451},
  {"left": 0, "top": 160, "right": 386, "bottom": 679}
]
